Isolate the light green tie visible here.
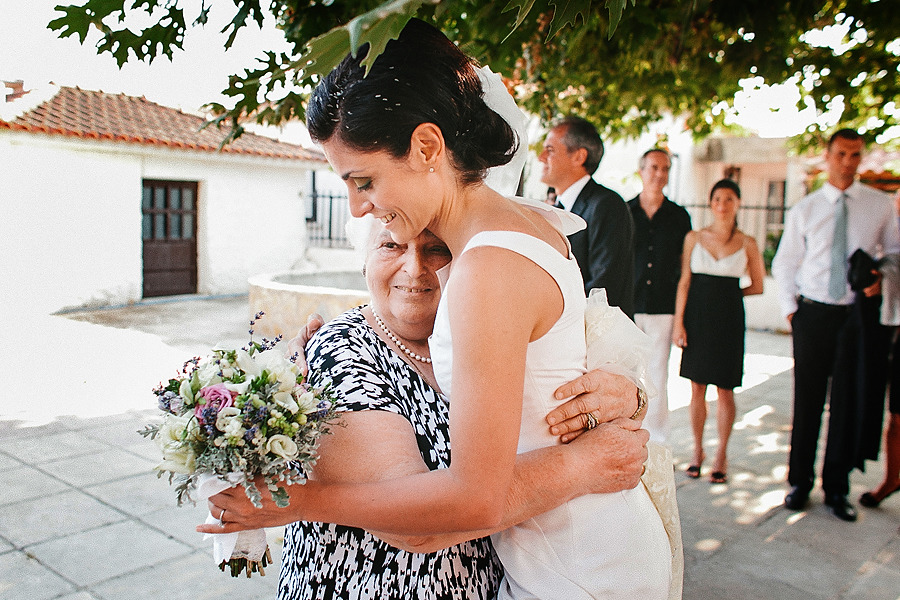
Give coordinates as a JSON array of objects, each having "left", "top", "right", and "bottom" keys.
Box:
[{"left": 829, "top": 193, "right": 848, "bottom": 301}]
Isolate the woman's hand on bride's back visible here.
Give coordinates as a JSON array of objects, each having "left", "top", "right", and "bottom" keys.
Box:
[
  {"left": 546, "top": 370, "right": 637, "bottom": 442},
  {"left": 568, "top": 418, "right": 649, "bottom": 495}
]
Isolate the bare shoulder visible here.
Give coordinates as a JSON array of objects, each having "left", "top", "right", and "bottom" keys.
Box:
[
  {"left": 454, "top": 243, "right": 553, "bottom": 298},
  {"left": 684, "top": 229, "right": 700, "bottom": 246},
  {"left": 740, "top": 231, "right": 760, "bottom": 251}
]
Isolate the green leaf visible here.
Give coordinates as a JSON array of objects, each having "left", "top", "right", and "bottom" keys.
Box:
[
  {"left": 301, "top": 26, "right": 352, "bottom": 81},
  {"left": 356, "top": 9, "right": 418, "bottom": 74},
  {"left": 220, "top": 0, "right": 264, "bottom": 49},
  {"left": 304, "top": 0, "right": 427, "bottom": 76},
  {"left": 284, "top": 0, "right": 431, "bottom": 84},
  {"left": 499, "top": 0, "right": 538, "bottom": 43},
  {"left": 502, "top": 0, "right": 537, "bottom": 35},
  {"left": 137, "top": 423, "right": 160, "bottom": 439},
  {"left": 102, "top": 10, "right": 186, "bottom": 65},
  {"left": 546, "top": 0, "right": 592, "bottom": 41},
  {"left": 193, "top": 1, "right": 209, "bottom": 26},
  {"left": 270, "top": 485, "right": 290, "bottom": 508},
  {"left": 605, "top": 0, "right": 634, "bottom": 39},
  {"left": 47, "top": 0, "right": 900, "bottom": 153},
  {"left": 130, "top": 0, "right": 164, "bottom": 17},
  {"left": 51, "top": 0, "right": 186, "bottom": 67},
  {"left": 49, "top": 0, "right": 125, "bottom": 43}
]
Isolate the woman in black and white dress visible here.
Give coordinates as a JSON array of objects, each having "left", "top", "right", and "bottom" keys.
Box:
[
  {"left": 673, "top": 179, "right": 765, "bottom": 484},
  {"left": 280, "top": 222, "right": 502, "bottom": 599}
]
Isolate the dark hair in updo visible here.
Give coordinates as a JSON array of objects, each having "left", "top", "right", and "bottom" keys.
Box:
[{"left": 306, "top": 18, "right": 518, "bottom": 185}]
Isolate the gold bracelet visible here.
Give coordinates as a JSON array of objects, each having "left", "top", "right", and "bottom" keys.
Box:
[{"left": 630, "top": 386, "right": 648, "bottom": 420}]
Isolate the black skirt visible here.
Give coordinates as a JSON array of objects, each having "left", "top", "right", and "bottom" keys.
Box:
[{"left": 679, "top": 273, "right": 745, "bottom": 389}]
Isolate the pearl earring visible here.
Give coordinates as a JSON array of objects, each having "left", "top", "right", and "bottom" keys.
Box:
[{"left": 429, "top": 167, "right": 435, "bottom": 173}]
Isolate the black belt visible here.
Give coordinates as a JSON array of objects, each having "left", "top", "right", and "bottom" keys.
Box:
[{"left": 797, "top": 295, "right": 851, "bottom": 312}]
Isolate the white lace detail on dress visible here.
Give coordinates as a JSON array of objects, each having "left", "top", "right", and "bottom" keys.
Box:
[
  {"left": 584, "top": 288, "right": 684, "bottom": 599},
  {"left": 584, "top": 289, "right": 655, "bottom": 397}
]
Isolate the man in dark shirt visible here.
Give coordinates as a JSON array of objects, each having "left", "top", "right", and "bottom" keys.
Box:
[{"left": 627, "top": 148, "right": 692, "bottom": 443}]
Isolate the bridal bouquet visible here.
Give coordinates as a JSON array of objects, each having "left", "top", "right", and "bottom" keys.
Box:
[{"left": 140, "top": 313, "right": 338, "bottom": 577}]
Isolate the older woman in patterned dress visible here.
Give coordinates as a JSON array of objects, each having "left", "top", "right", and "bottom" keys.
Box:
[{"left": 199, "top": 215, "right": 648, "bottom": 599}]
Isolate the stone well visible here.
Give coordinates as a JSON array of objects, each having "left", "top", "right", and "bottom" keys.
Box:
[{"left": 248, "top": 271, "right": 369, "bottom": 338}]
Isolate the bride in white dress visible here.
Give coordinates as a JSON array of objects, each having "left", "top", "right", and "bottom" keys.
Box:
[
  {"left": 210, "top": 18, "right": 673, "bottom": 599},
  {"left": 429, "top": 223, "right": 671, "bottom": 599}
]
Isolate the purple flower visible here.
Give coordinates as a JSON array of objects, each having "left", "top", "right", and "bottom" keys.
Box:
[
  {"left": 158, "top": 390, "right": 186, "bottom": 414},
  {"left": 244, "top": 425, "right": 259, "bottom": 445}
]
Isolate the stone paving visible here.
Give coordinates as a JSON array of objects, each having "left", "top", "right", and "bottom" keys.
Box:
[{"left": 1, "top": 295, "right": 897, "bottom": 599}]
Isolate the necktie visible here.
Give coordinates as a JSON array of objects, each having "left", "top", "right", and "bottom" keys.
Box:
[{"left": 828, "top": 193, "right": 848, "bottom": 301}]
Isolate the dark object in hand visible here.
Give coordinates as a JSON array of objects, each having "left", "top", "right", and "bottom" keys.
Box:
[{"left": 847, "top": 249, "right": 880, "bottom": 291}]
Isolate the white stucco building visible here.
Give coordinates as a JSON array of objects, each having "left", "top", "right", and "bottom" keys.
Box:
[{"left": 0, "top": 83, "right": 327, "bottom": 315}]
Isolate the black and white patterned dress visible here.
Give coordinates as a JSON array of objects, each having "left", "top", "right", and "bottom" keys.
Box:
[{"left": 277, "top": 307, "right": 503, "bottom": 600}]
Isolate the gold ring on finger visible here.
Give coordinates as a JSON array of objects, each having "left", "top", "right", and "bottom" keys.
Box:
[{"left": 585, "top": 412, "right": 598, "bottom": 430}]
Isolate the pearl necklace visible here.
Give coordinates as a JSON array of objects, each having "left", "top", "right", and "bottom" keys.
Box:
[{"left": 371, "top": 309, "right": 432, "bottom": 364}]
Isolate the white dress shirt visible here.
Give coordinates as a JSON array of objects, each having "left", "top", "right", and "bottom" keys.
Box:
[
  {"left": 556, "top": 175, "right": 592, "bottom": 211},
  {"left": 772, "top": 181, "right": 900, "bottom": 317}
]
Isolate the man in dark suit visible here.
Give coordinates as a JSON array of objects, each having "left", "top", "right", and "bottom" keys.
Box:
[{"left": 539, "top": 116, "right": 635, "bottom": 317}]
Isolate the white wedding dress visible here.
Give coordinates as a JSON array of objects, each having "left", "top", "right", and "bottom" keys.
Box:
[{"left": 429, "top": 217, "right": 672, "bottom": 599}]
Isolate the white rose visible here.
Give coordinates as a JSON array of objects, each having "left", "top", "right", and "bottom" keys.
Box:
[
  {"left": 178, "top": 378, "right": 195, "bottom": 404},
  {"left": 274, "top": 390, "right": 299, "bottom": 414},
  {"left": 224, "top": 380, "right": 251, "bottom": 395},
  {"left": 195, "top": 358, "right": 222, "bottom": 388},
  {"left": 215, "top": 406, "right": 242, "bottom": 431},
  {"left": 295, "top": 389, "right": 319, "bottom": 414},
  {"left": 255, "top": 351, "right": 299, "bottom": 392},
  {"left": 155, "top": 414, "right": 197, "bottom": 474},
  {"left": 234, "top": 349, "right": 262, "bottom": 379},
  {"left": 265, "top": 434, "right": 299, "bottom": 460}
]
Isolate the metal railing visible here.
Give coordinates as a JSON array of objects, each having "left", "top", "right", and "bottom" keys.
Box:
[{"left": 306, "top": 189, "right": 352, "bottom": 249}]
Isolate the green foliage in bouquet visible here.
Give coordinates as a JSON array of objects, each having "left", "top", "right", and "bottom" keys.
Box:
[{"left": 139, "top": 314, "right": 339, "bottom": 509}]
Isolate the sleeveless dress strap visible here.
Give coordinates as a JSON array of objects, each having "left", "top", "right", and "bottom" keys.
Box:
[{"left": 463, "top": 230, "right": 576, "bottom": 284}]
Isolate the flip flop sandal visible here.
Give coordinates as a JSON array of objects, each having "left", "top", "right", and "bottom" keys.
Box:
[
  {"left": 709, "top": 471, "right": 728, "bottom": 484},
  {"left": 686, "top": 465, "right": 701, "bottom": 479}
]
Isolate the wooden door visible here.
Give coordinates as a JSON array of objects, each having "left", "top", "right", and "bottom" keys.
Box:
[{"left": 142, "top": 180, "right": 198, "bottom": 297}]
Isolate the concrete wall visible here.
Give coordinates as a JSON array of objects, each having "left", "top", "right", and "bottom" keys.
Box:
[
  {"left": 1, "top": 131, "right": 316, "bottom": 315},
  {"left": 1, "top": 134, "right": 143, "bottom": 314},
  {"left": 745, "top": 276, "right": 789, "bottom": 332}
]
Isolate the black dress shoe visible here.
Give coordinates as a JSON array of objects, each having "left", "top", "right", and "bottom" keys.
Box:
[
  {"left": 824, "top": 494, "right": 858, "bottom": 522},
  {"left": 784, "top": 486, "right": 810, "bottom": 510}
]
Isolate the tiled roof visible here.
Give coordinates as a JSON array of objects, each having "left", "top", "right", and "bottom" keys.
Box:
[{"left": 0, "top": 86, "right": 326, "bottom": 162}]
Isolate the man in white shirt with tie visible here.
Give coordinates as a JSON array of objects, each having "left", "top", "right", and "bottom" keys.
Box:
[{"left": 773, "top": 128, "right": 900, "bottom": 521}]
